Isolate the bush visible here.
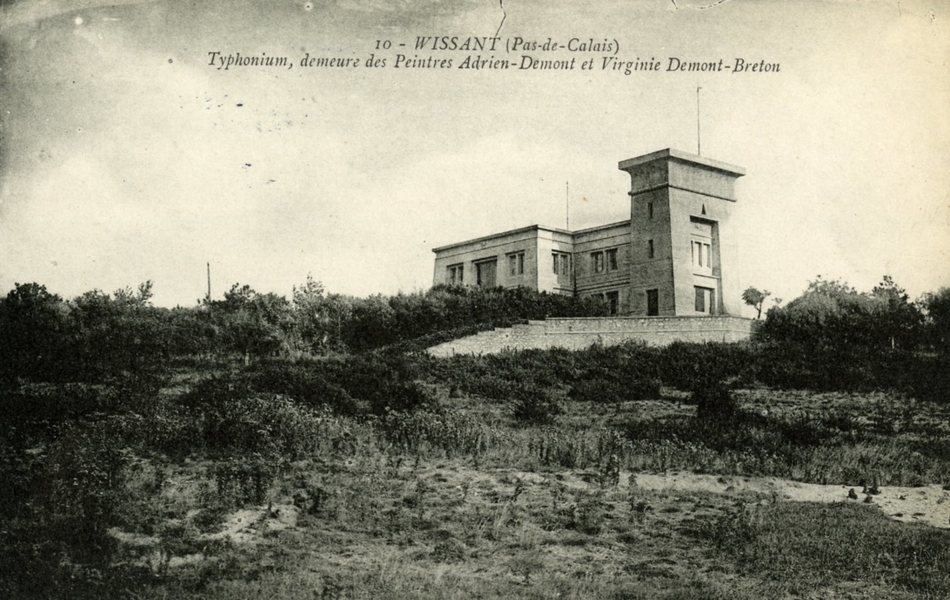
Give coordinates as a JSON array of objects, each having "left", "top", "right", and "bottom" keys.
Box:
[
  {"left": 206, "top": 394, "right": 328, "bottom": 458},
  {"left": 249, "top": 359, "right": 361, "bottom": 416},
  {"left": 41, "top": 421, "right": 131, "bottom": 562},
  {"left": 692, "top": 379, "right": 739, "bottom": 422},
  {"left": 512, "top": 384, "right": 562, "bottom": 426}
]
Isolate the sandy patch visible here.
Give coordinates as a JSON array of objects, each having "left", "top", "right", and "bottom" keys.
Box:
[
  {"left": 108, "top": 503, "right": 301, "bottom": 572},
  {"left": 204, "top": 503, "right": 300, "bottom": 544},
  {"left": 627, "top": 471, "right": 950, "bottom": 529}
]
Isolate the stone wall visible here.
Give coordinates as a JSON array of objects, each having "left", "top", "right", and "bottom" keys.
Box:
[{"left": 427, "top": 316, "right": 753, "bottom": 357}]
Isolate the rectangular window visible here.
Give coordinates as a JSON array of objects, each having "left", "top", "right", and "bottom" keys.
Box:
[
  {"left": 648, "top": 202, "right": 654, "bottom": 220},
  {"left": 691, "top": 241, "right": 712, "bottom": 270},
  {"left": 553, "top": 252, "right": 571, "bottom": 277},
  {"left": 694, "top": 286, "right": 715, "bottom": 314},
  {"left": 447, "top": 264, "right": 464, "bottom": 285},
  {"left": 592, "top": 251, "right": 604, "bottom": 273},
  {"left": 690, "top": 218, "right": 714, "bottom": 273},
  {"left": 606, "top": 248, "right": 618, "bottom": 271},
  {"left": 648, "top": 239, "right": 654, "bottom": 259},
  {"left": 476, "top": 259, "right": 497, "bottom": 287},
  {"left": 647, "top": 289, "right": 659, "bottom": 316},
  {"left": 508, "top": 252, "right": 525, "bottom": 276},
  {"left": 606, "top": 291, "right": 619, "bottom": 315}
]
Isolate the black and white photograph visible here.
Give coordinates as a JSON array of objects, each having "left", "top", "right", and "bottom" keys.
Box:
[{"left": 1, "top": 0, "right": 949, "bottom": 597}]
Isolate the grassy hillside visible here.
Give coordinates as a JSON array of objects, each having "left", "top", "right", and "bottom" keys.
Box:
[
  {"left": 3, "top": 278, "right": 950, "bottom": 598},
  {"left": 3, "top": 343, "right": 950, "bottom": 599}
]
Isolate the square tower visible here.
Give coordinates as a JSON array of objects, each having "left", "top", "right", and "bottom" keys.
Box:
[{"left": 619, "top": 149, "right": 745, "bottom": 316}]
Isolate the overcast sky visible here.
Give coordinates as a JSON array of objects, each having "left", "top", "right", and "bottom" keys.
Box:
[{"left": 1, "top": 0, "right": 948, "bottom": 310}]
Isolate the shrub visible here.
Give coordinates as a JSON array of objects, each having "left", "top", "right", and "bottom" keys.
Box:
[
  {"left": 569, "top": 377, "right": 661, "bottom": 403},
  {"left": 204, "top": 394, "right": 327, "bottom": 458},
  {"left": 512, "top": 384, "right": 562, "bottom": 426},
  {"left": 41, "top": 421, "right": 131, "bottom": 562},
  {"left": 249, "top": 359, "right": 361, "bottom": 416},
  {"left": 692, "top": 379, "right": 739, "bottom": 422}
]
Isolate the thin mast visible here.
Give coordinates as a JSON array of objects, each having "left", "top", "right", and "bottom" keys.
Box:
[
  {"left": 566, "top": 181, "right": 570, "bottom": 230},
  {"left": 696, "top": 86, "right": 702, "bottom": 155}
]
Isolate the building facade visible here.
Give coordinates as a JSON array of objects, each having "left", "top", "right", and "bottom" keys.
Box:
[{"left": 432, "top": 149, "right": 745, "bottom": 317}]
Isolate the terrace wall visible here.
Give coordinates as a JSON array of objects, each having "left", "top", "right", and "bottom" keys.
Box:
[{"left": 427, "top": 316, "right": 753, "bottom": 356}]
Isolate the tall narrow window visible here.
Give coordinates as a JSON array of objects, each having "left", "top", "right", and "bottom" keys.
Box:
[
  {"left": 646, "top": 289, "right": 659, "bottom": 316},
  {"left": 648, "top": 202, "right": 654, "bottom": 220},
  {"left": 606, "top": 291, "right": 619, "bottom": 315},
  {"left": 508, "top": 252, "right": 525, "bottom": 276},
  {"left": 692, "top": 241, "right": 712, "bottom": 270},
  {"left": 648, "top": 239, "right": 654, "bottom": 259},
  {"left": 592, "top": 251, "right": 605, "bottom": 273},
  {"left": 690, "top": 218, "right": 714, "bottom": 274},
  {"left": 606, "top": 248, "right": 618, "bottom": 271},
  {"left": 553, "top": 252, "right": 571, "bottom": 278}
]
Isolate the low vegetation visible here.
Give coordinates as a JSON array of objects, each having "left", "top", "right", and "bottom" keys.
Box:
[{"left": 2, "top": 276, "right": 949, "bottom": 598}]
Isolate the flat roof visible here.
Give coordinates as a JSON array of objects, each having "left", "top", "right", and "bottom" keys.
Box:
[
  {"left": 571, "top": 220, "right": 629, "bottom": 235},
  {"left": 432, "top": 219, "right": 631, "bottom": 253},
  {"left": 619, "top": 148, "right": 746, "bottom": 177},
  {"left": 432, "top": 224, "right": 569, "bottom": 253}
]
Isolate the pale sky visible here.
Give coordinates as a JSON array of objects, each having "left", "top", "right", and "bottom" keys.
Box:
[{"left": 1, "top": 0, "right": 948, "bottom": 311}]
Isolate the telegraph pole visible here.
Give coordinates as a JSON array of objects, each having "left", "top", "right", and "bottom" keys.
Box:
[
  {"left": 696, "top": 86, "right": 702, "bottom": 156},
  {"left": 206, "top": 262, "right": 212, "bottom": 303}
]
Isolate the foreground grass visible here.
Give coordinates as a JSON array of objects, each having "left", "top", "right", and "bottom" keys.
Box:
[
  {"left": 4, "top": 361, "right": 950, "bottom": 599},
  {"left": 127, "top": 457, "right": 948, "bottom": 600}
]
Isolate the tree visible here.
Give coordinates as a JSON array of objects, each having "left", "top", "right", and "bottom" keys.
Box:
[
  {"left": 920, "top": 287, "right": 950, "bottom": 353},
  {"left": 760, "top": 276, "right": 924, "bottom": 350},
  {"left": 210, "top": 283, "right": 294, "bottom": 360},
  {"left": 292, "top": 274, "right": 330, "bottom": 353},
  {"left": 742, "top": 287, "right": 771, "bottom": 319},
  {"left": 0, "top": 283, "right": 72, "bottom": 381},
  {"left": 871, "top": 276, "right": 922, "bottom": 349}
]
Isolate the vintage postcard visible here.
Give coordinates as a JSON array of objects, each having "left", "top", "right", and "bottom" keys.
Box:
[{"left": 1, "top": 1, "right": 948, "bottom": 598}]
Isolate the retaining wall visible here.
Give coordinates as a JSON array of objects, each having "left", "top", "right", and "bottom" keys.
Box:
[{"left": 426, "top": 316, "right": 753, "bottom": 356}]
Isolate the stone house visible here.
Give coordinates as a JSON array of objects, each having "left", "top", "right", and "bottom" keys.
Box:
[{"left": 432, "top": 148, "right": 745, "bottom": 317}]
